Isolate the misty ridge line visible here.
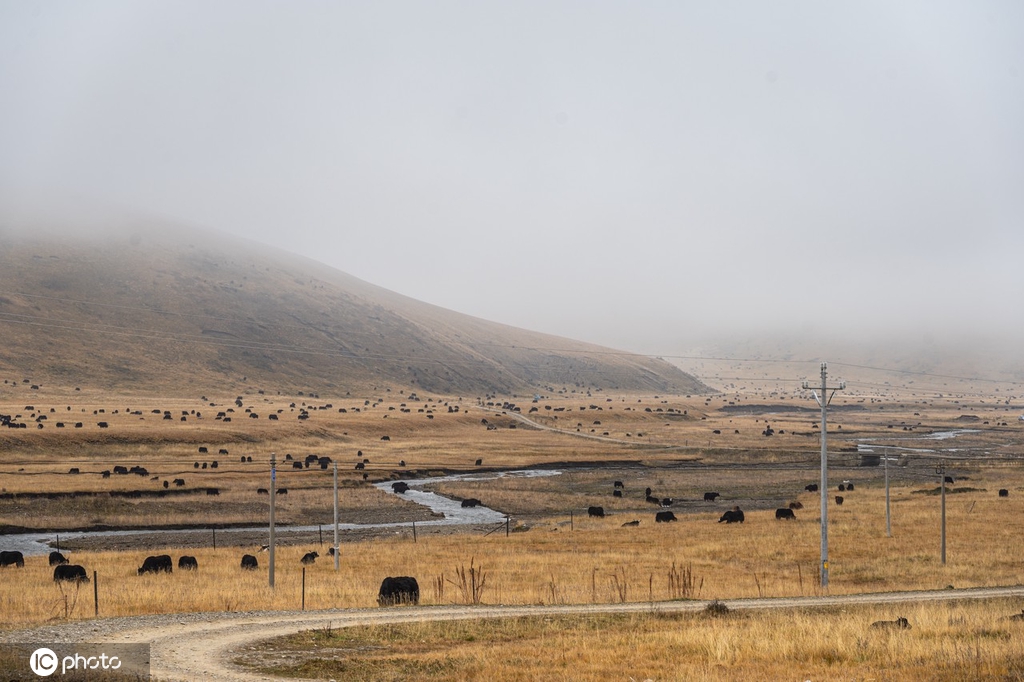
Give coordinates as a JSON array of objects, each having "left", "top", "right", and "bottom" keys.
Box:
[
  {"left": 0, "top": 312, "right": 665, "bottom": 381},
  {"left": 1, "top": 302, "right": 1019, "bottom": 392}
]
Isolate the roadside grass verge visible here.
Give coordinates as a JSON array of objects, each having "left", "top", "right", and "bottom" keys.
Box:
[{"left": 240, "top": 601, "right": 1024, "bottom": 681}]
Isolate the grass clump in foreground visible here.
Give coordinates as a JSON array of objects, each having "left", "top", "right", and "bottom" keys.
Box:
[{"left": 242, "top": 601, "right": 1024, "bottom": 681}]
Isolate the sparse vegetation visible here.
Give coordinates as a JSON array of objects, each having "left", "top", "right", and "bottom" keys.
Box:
[
  {"left": 1, "top": 377, "right": 1023, "bottom": 678},
  {"left": 241, "top": 601, "right": 1024, "bottom": 681}
]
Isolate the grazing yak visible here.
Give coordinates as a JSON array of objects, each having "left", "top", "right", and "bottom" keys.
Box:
[
  {"left": 588, "top": 506, "right": 605, "bottom": 518},
  {"left": 703, "top": 492, "right": 720, "bottom": 502},
  {"left": 378, "top": 576, "right": 420, "bottom": 606},
  {"left": 613, "top": 490, "right": 622, "bottom": 498},
  {"left": 0, "top": 550, "right": 25, "bottom": 567},
  {"left": 835, "top": 496, "right": 844, "bottom": 506},
  {"left": 719, "top": 508, "right": 745, "bottom": 524},
  {"left": 138, "top": 554, "right": 173, "bottom": 575},
  {"left": 999, "top": 489, "right": 1009, "bottom": 497},
  {"left": 460, "top": 498, "right": 481, "bottom": 508},
  {"left": 391, "top": 482, "right": 410, "bottom": 494},
  {"left": 300, "top": 551, "right": 319, "bottom": 565},
  {"left": 178, "top": 556, "right": 198, "bottom": 570},
  {"left": 53, "top": 564, "right": 89, "bottom": 583},
  {"left": 871, "top": 617, "right": 911, "bottom": 630},
  {"left": 775, "top": 508, "right": 796, "bottom": 520},
  {"left": 805, "top": 484, "right": 819, "bottom": 492},
  {"left": 655, "top": 511, "right": 677, "bottom": 523},
  {"left": 241, "top": 554, "right": 259, "bottom": 570},
  {"left": 48, "top": 551, "right": 69, "bottom": 566}
]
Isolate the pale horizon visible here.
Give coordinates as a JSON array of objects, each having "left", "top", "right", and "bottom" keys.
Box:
[{"left": 2, "top": 1, "right": 1022, "bottom": 358}]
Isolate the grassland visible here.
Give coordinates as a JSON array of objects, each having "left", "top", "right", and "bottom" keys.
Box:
[
  {"left": 243, "top": 601, "right": 1024, "bottom": 681},
  {"left": 3, "top": 467, "right": 1024, "bottom": 626},
  {"left": 1, "top": 378, "right": 1023, "bottom": 677}
]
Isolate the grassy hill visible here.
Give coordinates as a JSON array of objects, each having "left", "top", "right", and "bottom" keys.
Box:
[{"left": 0, "top": 223, "right": 707, "bottom": 397}]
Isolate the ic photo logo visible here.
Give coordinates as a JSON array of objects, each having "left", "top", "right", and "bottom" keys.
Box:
[
  {"left": 28, "top": 646, "right": 122, "bottom": 677},
  {"left": 29, "top": 647, "right": 58, "bottom": 677}
]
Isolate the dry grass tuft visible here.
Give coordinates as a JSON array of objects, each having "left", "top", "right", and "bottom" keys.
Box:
[{"left": 241, "top": 600, "right": 1024, "bottom": 681}]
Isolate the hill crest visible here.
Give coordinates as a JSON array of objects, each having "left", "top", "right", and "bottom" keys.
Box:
[{"left": 0, "top": 224, "right": 708, "bottom": 397}]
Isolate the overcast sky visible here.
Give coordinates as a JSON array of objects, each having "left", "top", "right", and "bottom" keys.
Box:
[{"left": 2, "top": 1, "right": 1022, "bottom": 355}]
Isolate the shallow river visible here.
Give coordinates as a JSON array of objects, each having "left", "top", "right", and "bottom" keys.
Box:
[{"left": 0, "top": 469, "right": 561, "bottom": 556}]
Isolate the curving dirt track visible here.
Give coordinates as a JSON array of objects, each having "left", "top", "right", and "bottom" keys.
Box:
[{"left": 7, "top": 586, "right": 1024, "bottom": 680}]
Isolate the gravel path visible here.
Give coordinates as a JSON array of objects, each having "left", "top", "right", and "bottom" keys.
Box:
[{"left": 4, "top": 585, "right": 1024, "bottom": 681}]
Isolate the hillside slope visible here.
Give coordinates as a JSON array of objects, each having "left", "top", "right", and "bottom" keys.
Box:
[{"left": 0, "top": 224, "right": 707, "bottom": 397}]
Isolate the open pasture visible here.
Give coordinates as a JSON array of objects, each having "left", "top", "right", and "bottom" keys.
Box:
[
  {"left": 1, "top": 381, "right": 1023, "bottom": 626},
  {"left": 2, "top": 468, "right": 1024, "bottom": 627},
  {"left": 245, "top": 600, "right": 1024, "bottom": 681}
]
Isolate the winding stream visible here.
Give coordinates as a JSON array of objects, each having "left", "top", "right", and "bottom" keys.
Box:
[
  {"left": 856, "top": 428, "right": 987, "bottom": 458},
  {"left": 0, "top": 469, "right": 562, "bottom": 556}
]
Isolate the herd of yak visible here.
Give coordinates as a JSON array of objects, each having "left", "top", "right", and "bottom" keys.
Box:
[
  {"left": 0, "top": 547, "right": 420, "bottom": 607},
  {"left": 584, "top": 480, "right": 843, "bottom": 526}
]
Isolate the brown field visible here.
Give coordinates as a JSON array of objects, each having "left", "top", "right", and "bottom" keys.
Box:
[
  {"left": 1, "top": 378, "right": 1023, "bottom": 676},
  {"left": 244, "top": 601, "right": 1024, "bottom": 681}
]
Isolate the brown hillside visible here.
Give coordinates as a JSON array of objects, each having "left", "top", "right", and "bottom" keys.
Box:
[{"left": 0, "top": 225, "right": 708, "bottom": 397}]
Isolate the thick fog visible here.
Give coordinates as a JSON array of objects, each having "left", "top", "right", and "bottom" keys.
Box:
[{"left": 2, "top": 1, "right": 1022, "bottom": 357}]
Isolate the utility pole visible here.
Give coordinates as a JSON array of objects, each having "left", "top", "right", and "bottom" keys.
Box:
[
  {"left": 937, "top": 464, "right": 947, "bottom": 565},
  {"left": 269, "top": 452, "right": 276, "bottom": 588},
  {"left": 333, "top": 461, "right": 340, "bottom": 571},
  {"left": 884, "top": 447, "right": 892, "bottom": 537},
  {"left": 803, "top": 362, "right": 845, "bottom": 590}
]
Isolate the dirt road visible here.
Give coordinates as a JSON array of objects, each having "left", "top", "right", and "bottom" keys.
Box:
[{"left": 6, "top": 586, "right": 1024, "bottom": 680}]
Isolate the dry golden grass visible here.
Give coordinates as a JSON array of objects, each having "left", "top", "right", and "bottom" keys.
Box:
[
  {"left": 245, "top": 600, "right": 1024, "bottom": 681},
  {"left": 2, "top": 477, "right": 1024, "bottom": 627},
  {"left": 1, "top": 384, "right": 1023, "bottom": 677}
]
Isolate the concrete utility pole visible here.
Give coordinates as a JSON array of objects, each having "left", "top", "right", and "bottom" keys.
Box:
[
  {"left": 885, "top": 447, "right": 892, "bottom": 537},
  {"left": 333, "top": 461, "right": 340, "bottom": 571},
  {"left": 803, "top": 362, "right": 845, "bottom": 590},
  {"left": 937, "top": 465, "right": 947, "bottom": 565},
  {"left": 269, "top": 452, "right": 276, "bottom": 588}
]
